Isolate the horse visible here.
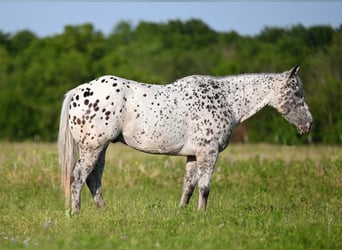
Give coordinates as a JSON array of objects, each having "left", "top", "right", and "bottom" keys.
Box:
[{"left": 58, "top": 66, "right": 313, "bottom": 214}]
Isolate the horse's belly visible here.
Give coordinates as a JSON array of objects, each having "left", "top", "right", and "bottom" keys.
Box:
[
  {"left": 121, "top": 125, "right": 192, "bottom": 155},
  {"left": 122, "top": 132, "right": 183, "bottom": 155}
]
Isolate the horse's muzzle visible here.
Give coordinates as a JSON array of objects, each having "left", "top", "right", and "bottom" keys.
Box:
[{"left": 297, "top": 121, "right": 314, "bottom": 135}]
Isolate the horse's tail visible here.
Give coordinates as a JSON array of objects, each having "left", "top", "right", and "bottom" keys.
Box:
[{"left": 58, "top": 89, "right": 78, "bottom": 208}]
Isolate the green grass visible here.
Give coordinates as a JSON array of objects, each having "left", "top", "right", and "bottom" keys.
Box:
[{"left": 0, "top": 143, "right": 341, "bottom": 249}]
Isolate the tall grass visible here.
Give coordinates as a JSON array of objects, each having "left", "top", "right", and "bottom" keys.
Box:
[{"left": 0, "top": 143, "right": 341, "bottom": 249}]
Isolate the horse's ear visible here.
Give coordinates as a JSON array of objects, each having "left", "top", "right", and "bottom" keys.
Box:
[{"left": 289, "top": 65, "right": 300, "bottom": 77}]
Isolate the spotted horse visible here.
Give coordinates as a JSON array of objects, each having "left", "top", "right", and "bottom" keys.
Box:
[{"left": 58, "top": 66, "right": 313, "bottom": 214}]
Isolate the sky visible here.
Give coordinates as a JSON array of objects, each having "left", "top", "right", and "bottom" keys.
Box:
[{"left": 0, "top": 2, "right": 341, "bottom": 37}]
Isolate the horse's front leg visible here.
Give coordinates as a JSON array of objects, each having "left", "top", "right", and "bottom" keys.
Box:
[
  {"left": 86, "top": 145, "right": 108, "bottom": 209},
  {"left": 196, "top": 146, "right": 218, "bottom": 211},
  {"left": 179, "top": 156, "right": 198, "bottom": 207}
]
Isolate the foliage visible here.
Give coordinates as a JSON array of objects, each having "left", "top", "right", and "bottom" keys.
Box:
[
  {"left": 0, "top": 20, "right": 341, "bottom": 144},
  {"left": 0, "top": 143, "right": 341, "bottom": 249}
]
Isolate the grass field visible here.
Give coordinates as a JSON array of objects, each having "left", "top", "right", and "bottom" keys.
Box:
[{"left": 0, "top": 142, "right": 341, "bottom": 249}]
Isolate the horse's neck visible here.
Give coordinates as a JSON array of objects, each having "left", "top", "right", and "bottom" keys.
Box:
[{"left": 222, "top": 73, "right": 280, "bottom": 123}]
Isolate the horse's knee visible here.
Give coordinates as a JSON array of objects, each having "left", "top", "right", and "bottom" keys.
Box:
[{"left": 196, "top": 164, "right": 215, "bottom": 211}]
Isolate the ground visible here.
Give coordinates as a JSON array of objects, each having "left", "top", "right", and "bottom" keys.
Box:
[{"left": 0, "top": 142, "right": 341, "bottom": 249}]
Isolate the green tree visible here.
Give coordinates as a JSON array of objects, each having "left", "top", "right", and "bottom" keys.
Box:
[{"left": 0, "top": 21, "right": 341, "bottom": 143}]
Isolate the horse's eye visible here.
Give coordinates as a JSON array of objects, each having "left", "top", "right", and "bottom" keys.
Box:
[{"left": 294, "top": 90, "right": 303, "bottom": 98}]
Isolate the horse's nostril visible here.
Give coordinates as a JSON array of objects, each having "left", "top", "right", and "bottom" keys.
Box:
[{"left": 308, "top": 121, "right": 314, "bottom": 130}]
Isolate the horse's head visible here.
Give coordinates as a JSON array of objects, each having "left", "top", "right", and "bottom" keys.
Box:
[{"left": 274, "top": 66, "right": 314, "bottom": 135}]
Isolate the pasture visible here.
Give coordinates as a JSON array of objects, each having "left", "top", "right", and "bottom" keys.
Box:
[{"left": 0, "top": 142, "right": 341, "bottom": 249}]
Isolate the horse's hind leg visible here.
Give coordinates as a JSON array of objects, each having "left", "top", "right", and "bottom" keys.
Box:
[
  {"left": 86, "top": 145, "right": 108, "bottom": 209},
  {"left": 179, "top": 156, "right": 198, "bottom": 207},
  {"left": 71, "top": 146, "right": 106, "bottom": 214}
]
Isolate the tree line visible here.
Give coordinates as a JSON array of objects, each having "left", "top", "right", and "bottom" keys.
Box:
[{"left": 0, "top": 19, "right": 341, "bottom": 144}]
